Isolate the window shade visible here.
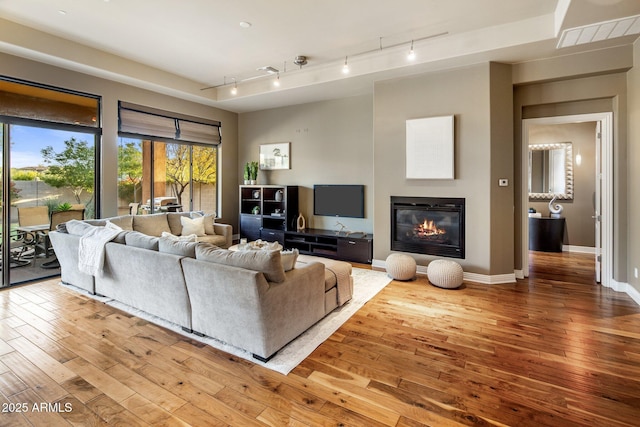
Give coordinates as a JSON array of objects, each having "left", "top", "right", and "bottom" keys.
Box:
[
  {"left": 119, "top": 109, "right": 177, "bottom": 139},
  {"left": 118, "top": 102, "right": 221, "bottom": 144},
  {"left": 178, "top": 120, "right": 221, "bottom": 144}
]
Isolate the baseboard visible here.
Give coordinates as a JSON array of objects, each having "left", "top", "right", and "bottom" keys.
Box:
[
  {"left": 562, "top": 245, "right": 596, "bottom": 254},
  {"left": 372, "top": 259, "right": 517, "bottom": 284},
  {"left": 605, "top": 278, "right": 640, "bottom": 307}
]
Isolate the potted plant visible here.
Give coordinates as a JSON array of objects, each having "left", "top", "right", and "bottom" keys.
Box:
[
  {"left": 54, "top": 202, "right": 72, "bottom": 212},
  {"left": 243, "top": 163, "right": 251, "bottom": 185},
  {"left": 249, "top": 161, "right": 259, "bottom": 185}
]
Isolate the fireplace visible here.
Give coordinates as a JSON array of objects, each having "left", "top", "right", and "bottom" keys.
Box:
[{"left": 391, "top": 196, "right": 465, "bottom": 258}]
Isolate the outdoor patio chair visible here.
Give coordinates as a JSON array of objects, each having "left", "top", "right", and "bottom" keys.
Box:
[
  {"left": 0, "top": 230, "right": 37, "bottom": 270},
  {"left": 36, "top": 209, "right": 85, "bottom": 258},
  {"left": 17, "top": 206, "right": 49, "bottom": 227}
]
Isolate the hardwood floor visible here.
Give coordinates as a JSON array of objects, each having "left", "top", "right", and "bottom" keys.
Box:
[{"left": 1, "top": 252, "right": 639, "bottom": 426}]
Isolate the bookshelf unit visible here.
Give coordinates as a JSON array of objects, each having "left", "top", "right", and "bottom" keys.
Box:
[{"left": 239, "top": 185, "right": 298, "bottom": 244}]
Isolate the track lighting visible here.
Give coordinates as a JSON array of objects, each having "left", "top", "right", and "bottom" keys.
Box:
[
  {"left": 342, "top": 56, "right": 350, "bottom": 74},
  {"left": 408, "top": 40, "right": 416, "bottom": 61},
  {"left": 231, "top": 78, "right": 237, "bottom": 95}
]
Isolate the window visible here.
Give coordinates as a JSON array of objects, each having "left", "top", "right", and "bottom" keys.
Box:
[{"left": 117, "top": 103, "right": 220, "bottom": 216}]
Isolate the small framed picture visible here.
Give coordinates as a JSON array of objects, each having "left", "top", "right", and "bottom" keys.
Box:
[{"left": 260, "top": 142, "right": 290, "bottom": 170}]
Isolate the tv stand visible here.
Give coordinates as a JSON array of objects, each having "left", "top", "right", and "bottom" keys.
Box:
[{"left": 284, "top": 228, "right": 373, "bottom": 264}]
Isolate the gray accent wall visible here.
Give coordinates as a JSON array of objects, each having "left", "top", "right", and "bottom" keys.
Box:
[
  {"left": 238, "top": 95, "right": 374, "bottom": 234},
  {"left": 373, "top": 62, "right": 514, "bottom": 277}
]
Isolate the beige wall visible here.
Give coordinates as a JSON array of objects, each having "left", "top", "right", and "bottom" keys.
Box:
[
  {"left": 528, "top": 122, "right": 597, "bottom": 248},
  {"left": 628, "top": 40, "right": 640, "bottom": 294},
  {"left": 0, "top": 52, "right": 238, "bottom": 226},
  {"left": 238, "top": 95, "right": 374, "bottom": 233},
  {"left": 373, "top": 63, "right": 514, "bottom": 276}
]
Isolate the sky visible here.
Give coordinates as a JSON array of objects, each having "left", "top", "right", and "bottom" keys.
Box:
[{"left": 7, "top": 125, "right": 95, "bottom": 169}]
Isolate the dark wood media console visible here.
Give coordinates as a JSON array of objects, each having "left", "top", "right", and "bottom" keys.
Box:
[{"left": 284, "top": 228, "right": 373, "bottom": 264}]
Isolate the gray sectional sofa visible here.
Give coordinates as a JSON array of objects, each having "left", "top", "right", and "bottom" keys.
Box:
[{"left": 49, "top": 211, "right": 353, "bottom": 361}]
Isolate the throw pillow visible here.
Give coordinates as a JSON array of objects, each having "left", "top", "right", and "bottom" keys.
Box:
[
  {"left": 195, "top": 243, "right": 286, "bottom": 283},
  {"left": 190, "top": 211, "right": 217, "bottom": 235},
  {"left": 159, "top": 238, "right": 197, "bottom": 258},
  {"left": 181, "top": 216, "right": 205, "bottom": 237},
  {"left": 161, "top": 231, "right": 197, "bottom": 242},
  {"left": 124, "top": 231, "right": 159, "bottom": 251},
  {"left": 281, "top": 249, "right": 299, "bottom": 271}
]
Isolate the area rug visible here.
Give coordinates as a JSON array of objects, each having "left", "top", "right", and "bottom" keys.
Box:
[{"left": 66, "top": 267, "right": 392, "bottom": 375}]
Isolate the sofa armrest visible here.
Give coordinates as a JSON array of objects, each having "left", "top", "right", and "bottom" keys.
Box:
[{"left": 212, "top": 223, "right": 233, "bottom": 248}]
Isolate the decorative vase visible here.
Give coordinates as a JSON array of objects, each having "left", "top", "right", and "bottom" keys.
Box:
[
  {"left": 296, "top": 213, "right": 306, "bottom": 231},
  {"left": 275, "top": 190, "right": 283, "bottom": 202},
  {"left": 250, "top": 179, "right": 257, "bottom": 185}
]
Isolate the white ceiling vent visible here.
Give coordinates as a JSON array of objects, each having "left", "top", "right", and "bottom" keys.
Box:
[{"left": 557, "top": 14, "right": 640, "bottom": 48}]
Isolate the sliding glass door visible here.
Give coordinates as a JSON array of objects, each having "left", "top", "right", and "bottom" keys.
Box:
[
  {"left": 0, "top": 77, "right": 100, "bottom": 288},
  {"left": 1, "top": 124, "right": 97, "bottom": 287}
]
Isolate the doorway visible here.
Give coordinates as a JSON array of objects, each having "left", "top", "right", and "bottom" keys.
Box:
[{"left": 521, "top": 112, "right": 613, "bottom": 286}]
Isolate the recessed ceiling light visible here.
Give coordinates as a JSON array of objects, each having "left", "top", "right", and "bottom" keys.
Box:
[
  {"left": 239, "top": 21, "right": 252, "bottom": 29},
  {"left": 58, "top": 10, "right": 67, "bottom": 15}
]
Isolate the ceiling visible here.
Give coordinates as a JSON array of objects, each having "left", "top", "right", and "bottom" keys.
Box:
[{"left": 1, "top": 0, "right": 640, "bottom": 113}]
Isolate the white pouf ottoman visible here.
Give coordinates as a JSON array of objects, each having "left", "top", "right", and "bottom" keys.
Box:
[
  {"left": 386, "top": 253, "right": 416, "bottom": 281},
  {"left": 427, "top": 260, "right": 464, "bottom": 289}
]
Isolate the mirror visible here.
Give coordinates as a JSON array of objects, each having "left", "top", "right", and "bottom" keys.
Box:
[{"left": 528, "top": 142, "right": 573, "bottom": 200}]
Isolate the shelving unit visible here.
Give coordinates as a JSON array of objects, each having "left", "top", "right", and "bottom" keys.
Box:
[{"left": 239, "top": 185, "right": 298, "bottom": 244}]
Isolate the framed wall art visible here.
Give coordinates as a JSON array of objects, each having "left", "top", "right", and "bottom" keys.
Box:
[{"left": 259, "top": 142, "right": 290, "bottom": 170}]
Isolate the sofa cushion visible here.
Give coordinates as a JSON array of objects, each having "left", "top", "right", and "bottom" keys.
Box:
[
  {"left": 159, "top": 237, "right": 197, "bottom": 258},
  {"left": 125, "top": 231, "right": 159, "bottom": 251},
  {"left": 133, "top": 213, "right": 171, "bottom": 237},
  {"left": 195, "top": 243, "right": 286, "bottom": 283},
  {"left": 181, "top": 216, "right": 205, "bottom": 236},
  {"left": 84, "top": 215, "right": 133, "bottom": 230},
  {"left": 166, "top": 212, "right": 189, "bottom": 235}
]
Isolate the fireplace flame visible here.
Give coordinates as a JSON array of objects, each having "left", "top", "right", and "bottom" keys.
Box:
[{"left": 416, "top": 219, "right": 446, "bottom": 237}]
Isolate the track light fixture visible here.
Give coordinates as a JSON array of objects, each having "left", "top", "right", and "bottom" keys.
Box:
[
  {"left": 200, "top": 32, "right": 449, "bottom": 94},
  {"left": 408, "top": 40, "right": 416, "bottom": 61},
  {"left": 230, "top": 78, "right": 238, "bottom": 95}
]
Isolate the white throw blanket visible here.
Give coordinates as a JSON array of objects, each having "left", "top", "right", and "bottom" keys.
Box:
[{"left": 77, "top": 222, "right": 122, "bottom": 276}]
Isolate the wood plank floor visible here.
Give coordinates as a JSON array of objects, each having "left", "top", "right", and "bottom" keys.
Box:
[{"left": 1, "top": 251, "right": 639, "bottom": 426}]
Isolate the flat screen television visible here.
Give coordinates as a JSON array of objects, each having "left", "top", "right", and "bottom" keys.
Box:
[{"left": 314, "top": 185, "right": 365, "bottom": 218}]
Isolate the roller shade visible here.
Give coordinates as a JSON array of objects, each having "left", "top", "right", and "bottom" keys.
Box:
[
  {"left": 119, "top": 108, "right": 176, "bottom": 139},
  {"left": 118, "top": 102, "right": 221, "bottom": 145},
  {"left": 178, "top": 120, "right": 221, "bottom": 144}
]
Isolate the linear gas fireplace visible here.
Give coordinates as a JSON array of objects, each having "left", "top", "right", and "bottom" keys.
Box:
[{"left": 391, "top": 196, "right": 465, "bottom": 258}]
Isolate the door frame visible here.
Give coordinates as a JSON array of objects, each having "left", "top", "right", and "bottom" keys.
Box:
[{"left": 521, "top": 112, "right": 613, "bottom": 287}]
